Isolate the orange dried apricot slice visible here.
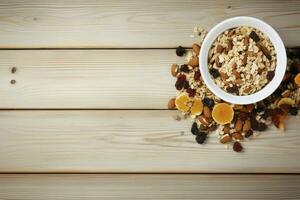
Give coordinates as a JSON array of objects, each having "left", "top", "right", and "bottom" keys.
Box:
[
  {"left": 190, "top": 98, "right": 203, "bottom": 116},
  {"left": 277, "top": 97, "right": 295, "bottom": 108},
  {"left": 212, "top": 103, "right": 234, "bottom": 125},
  {"left": 294, "top": 73, "right": 300, "bottom": 87},
  {"left": 175, "top": 93, "right": 190, "bottom": 112}
]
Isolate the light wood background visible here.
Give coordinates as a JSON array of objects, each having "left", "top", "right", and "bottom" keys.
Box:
[{"left": 0, "top": 0, "right": 299, "bottom": 199}]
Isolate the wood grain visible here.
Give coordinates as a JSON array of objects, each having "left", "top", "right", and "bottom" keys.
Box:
[
  {"left": 0, "top": 0, "right": 299, "bottom": 48},
  {"left": 0, "top": 110, "right": 299, "bottom": 173},
  {"left": 0, "top": 174, "right": 299, "bottom": 200},
  {"left": 0, "top": 50, "right": 183, "bottom": 109}
]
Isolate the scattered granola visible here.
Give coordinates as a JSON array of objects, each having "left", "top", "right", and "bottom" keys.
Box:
[
  {"left": 208, "top": 26, "right": 277, "bottom": 96},
  {"left": 169, "top": 27, "right": 300, "bottom": 152}
]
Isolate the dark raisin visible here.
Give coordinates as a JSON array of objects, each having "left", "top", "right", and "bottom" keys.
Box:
[
  {"left": 226, "top": 85, "right": 239, "bottom": 94},
  {"left": 249, "top": 31, "right": 260, "bottom": 42},
  {"left": 180, "top": 64, "right": 189, "bottom": 73},
  {"left": 176, "top": 46, "right": 186, "bottom": 57},
  {"left": 267, "top": 71, "right": 275, "bottom": 81},
  {"left": 195, "top": 133, "right": 207, "bottom": 144},
  {"left": 258, "top": 122, "right": 267, "bottom": 131},
  {"left": 245, "top": 130, "right": 253, "bottom": 138},
  {"left": 177, "top": 74, "right": 186, "bottom": 82},
  {"left": 255, "top": 107, "right": 265, "bottom": 113},
  {"left": 191, "top": 122, "right": 199, "bottom": 135},
  {"left": 290, "top": 63, "right": 300, "bottom": 75},
  {"left": 194, "top": 70, "right": 201, "bottom": 81},
  {"left": 263, "top": 99, "right": 271, "bottom": 107},
  {"left": 272, "top": 88, "right": 283, "bottom": 98},
  {"left": 187, "top": 88, "right": 196, "bottom": 97},
  {"left": 250, "top": 116, "right": 259, "bottom": 131},
  {"left": 203, "top": 98, "right": 215, "bottom": 108},
  {"left": 183, "top": 81, "right": 189, "bottom": 89},
  {"left": 175, "top": 81, "right": 183, "bottom": 90},
  {"left": 233, "top": 141, "right": 243, "bottom": 152},
  {"left": 289, "top": 107, "right": 298, "bottom": 116},
  {"left": 209, "top": 68, "right": 220, "bottom": 78}
]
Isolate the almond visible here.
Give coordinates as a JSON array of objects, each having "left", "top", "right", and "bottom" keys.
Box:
[
  {"left": 242, "top": 119, "right": 251, "bottom": 132},
  {"left": 171, "top": 64, "right": 178, "bottom": 77},
  {"left": 234, "top": 79, "right": 243, "bottom": 84},
  {"left": 192, "top": 44, "right": 200, "bottom": 55},
  {"left": 232, "top": 132, "right": 243, "bottom": 140},
  {"left": 203, "top": 106, "right": 211, "bottom": 119},
  {"left": 188, "top": 56, "right": 199, "bottom": 68},
  {"left": 216, "top": 45, "right": 223, "bottom": 53},
  {"left": 235, "top": 119, "right": 243, "bottom": 132},
  {"left": 223, "top": 125, "right": 231, "bottom": 134},
  {"left": 220, "top": 72, "right": 229, "bottom": 81},
  {"left": 233, "top": 70, "right": 241, "bottom": 79},
  {"left": 220, "top": 134, "right": 232, "bottom": 144},
  {"left": 168, "top": 98, "right": 176, "bottom": 110},
  {"left": 198, "top": 115, "right": 210, "bottom": 126}
]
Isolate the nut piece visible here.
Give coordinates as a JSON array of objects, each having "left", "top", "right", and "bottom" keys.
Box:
[
  {"left": 220, "top": 72, "right": 229, "bottom": 81},
  {"left": 223, "top": 125, "right": 231, "bottom": 134},
  {"left": 232, "top": 132, "right": 243, "bottom": 140},
  {"left": 220, "top": 134, "right": 232, "bottom": 144},
  {"left": 171, "top": 64, "right": 178, "bottom": 77},
  {"left": 198, "top": 115, "right": 210, "bottom": 126},
  {"left": 192, "top": 44, "right": 200, "bottom": 55},
  {"left": 235, "top": 119, "right": 243, "bottom": 132},
  {"left": 242, "top": 119, "right": 251, "bottom": 132},
  {"left": 203, "top": 106, "right": 212, "bottom": 119},
  {"left": 168, "top": 98, "right": 176, "bottom": 110},
  {"left": 188, "top": 56, "right": 199, "bottom": 68}
]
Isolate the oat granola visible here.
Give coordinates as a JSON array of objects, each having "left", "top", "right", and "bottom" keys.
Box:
[{"left": 208, "top": 26, "right": 277, "bottom": 96}]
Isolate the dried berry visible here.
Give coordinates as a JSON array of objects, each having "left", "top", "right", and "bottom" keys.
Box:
[
  {"left": 226, "top": 85, "right": 239, "bottom": 94},
  {"left": 209, "top": 68, "right": 220, "bottom": 78},
  {"left": 233, "top": 141, "right": 243, "bottom": 152},
  {"left": 267, "top": 71, "right": 275, "bottom": 81},
  {"left": 183, "top": 81, "right": 189, "bottom": 89},
  {"left": 290, "top": 63, "right": 300, "bottom": 75},
  {"left": 176, "top": 46, "right": 186, "bottom": 57},
  {"left": 187, "top": 88, "right": 196, "bottom": 97},
  {"left": 195, "top": 133, "right": 207, "bottom": 144},
  {"left": 258, "top": 43, "right": 272, "bottom": 60},
  {"left": 250, "top": 116, "right": 259, "bottom": 131},
  {"left": 180, "top": 64, "right": 189, "bottom": 73},
  {"left": 245, "top": 130, "right": 253, "bottom": 138},
  {"left": 191, "top": 122, "right": 199, "bottom": 135},
  {"left": 289, "top": 107, "right": 298, "bottom": 116},
  {"left": 203, "top": 98, "right": 215, "bottom": 108},
  {"left": 194, "top": 70, "right": 201, "bottom": 81},
  {"left": 249, "top": 31, "right": 260, "bottom": 42}
]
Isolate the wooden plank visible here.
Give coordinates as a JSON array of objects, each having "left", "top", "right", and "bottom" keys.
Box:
[
  {"left": 0, "top": 0, "right": 299, "bottom": 48},
  {"left": 0, "top": 50, "right": 183, "bottom": 109},
  {"left": 0, "top": 110, "right": 299, "bottom": 173},
  {"left": 0, "top": 174, "right": 299, "bottom": 200}
]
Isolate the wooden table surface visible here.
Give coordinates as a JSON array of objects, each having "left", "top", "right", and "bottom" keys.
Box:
[{"left": 0, "top": 0, "right": 300, "bottom": 199}]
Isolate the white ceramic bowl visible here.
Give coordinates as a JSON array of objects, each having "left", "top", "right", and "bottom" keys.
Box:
[{"left": 199, "top": 16, "right": 286, "bottom": 105}]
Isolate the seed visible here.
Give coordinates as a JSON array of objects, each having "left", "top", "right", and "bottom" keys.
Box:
[
  {"left": 180, "top": 64, "right": 189, "bottom": 73},
  {"left": 176, "top": 46, "right": 186, "bottom": 57},
  {"left": 267, "top": 71, "right": 275, "bottom": 81},
  {"left": 167, "top": 98, "right": 176, "bottom": 110},
  {"left": 245, "top": 130, "right": 253, "bottom": 138},
  {"left": 249, "top": 31, "right": 260, "bottom": 42},
  {"left": 233, "top": 141, "right": 243, "bottom": 152},
  {"left": 209, "top": 68, "right": 220, "bottom": 78}
]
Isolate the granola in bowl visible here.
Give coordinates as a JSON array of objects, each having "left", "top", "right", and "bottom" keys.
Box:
[{"left": 208, "top": 26, "right": 277, "bottom": 96}]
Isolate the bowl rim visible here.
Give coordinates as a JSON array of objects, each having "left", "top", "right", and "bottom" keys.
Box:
[{"left": 199, "top": 16, "right": 287, "bottom": 105}]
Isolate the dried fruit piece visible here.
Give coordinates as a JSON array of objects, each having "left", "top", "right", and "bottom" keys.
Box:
[
  {"left": 175, "top": 93, "right": 190, "bottom": 112},
  {"left": 194, "top": 70, "right": 201, "bottom": 81},
  {"left": 187, "top": 88, "right": 196, "bottom": 98},
  {"left": 191, "top": 122, "right": 199, "bottom": 135},
  {"left": 233, "top": 142, "right": 243, "bottom": 152},
  {"left": 171, "top": 64, "right": 178, "bottom": 77},
  {"left": 203, "top": 98, "right": 215, "bottom": 108},
  {"left": 245, "top": 104, "right": 255, "bottom": 113},
  {"left": 168, "top": 98, "right": 176, "bottom": 110},
  {"left": 277, "top": 97, "right": 295, "bottom": 108},
  {"left": 203, "top": 106, "right": 211, "bottom": 119},
  {"left": 294, "top": 73, "right": 300, "bottom": 87},
  {"left": 249, "top": 31, "right": 260, "bottom": 42},
  {"left": 190, "top": 99, "right": 203, "bottom": 116},
  {"left": 209, "top": 68, "right": 220, "bottom": 78},
  {"left": 180, "top": 64, "right": 189, "bottom": 73},
  {"left": 226, "top": 85, "right": 239, "bottom": 94},
  {"left": 188, "top": 56, "right": 199, "bottom": 68},
  {"left": 176, "top": 46, "right": 186, "bottom": 56},
  {"left": 220, "top": 134, "right": 232, "bottom": 144},
  {"left": 232, "top": 132, "right": 243, "bottom": 140},
  {"left": 212, "top": 103, "right": 234, "bottom": 125},
  {"left": 192, "top": 43, "right": 200, "bottom": 55},
  {"left": 195, "top": 133, "right": 207, "bottom": 144}
]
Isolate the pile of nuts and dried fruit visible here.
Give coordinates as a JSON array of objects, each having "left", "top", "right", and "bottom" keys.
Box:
[
  {"left": 168, "top": 28, "right": 300, "bottom": 152},
  {"left": 208, "top": 26, "right": 277, "bottom": 96}
]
